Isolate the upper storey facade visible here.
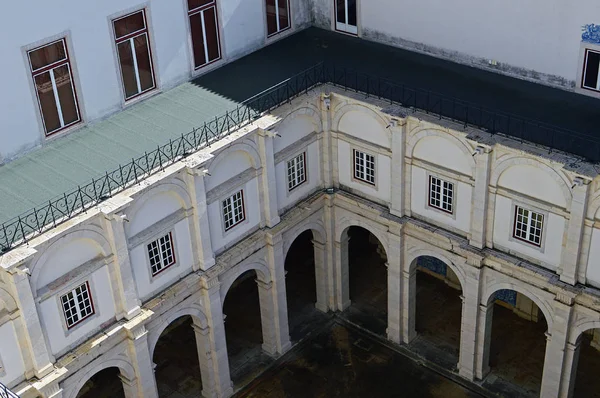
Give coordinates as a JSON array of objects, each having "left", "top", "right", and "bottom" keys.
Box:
[{"left": 0, "top": 0, "right": 310, "bottom": 162}]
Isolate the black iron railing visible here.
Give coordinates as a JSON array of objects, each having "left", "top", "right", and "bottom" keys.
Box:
[
  {"left": 1, "top": 61, "right": 599, "bottom": 253},
  {"left": 0, "top": 382, "right": 19, "bottom": 398}
]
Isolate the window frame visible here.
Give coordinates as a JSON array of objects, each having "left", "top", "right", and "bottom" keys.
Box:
[
  {"left": 352, "top": 148, "right": 376, "bottom": 186},
  {"left": 60, "top": 281, "right": 95, "bottom": 329},
  {"left": 265, "top": 0, "right": 292, "bottom": 38},
  {"left": 146, "top": 231, "right": 177, "bottom": 277},
  {"left": 222, "top": 189, "right": 246, "bottom": 231},
  {"left": 334, "top": 0, "right": 358, "bottom": 36},
  {"left": 512, "top": 205, "right": 544, "bottom": 247},
  {"left": 111, "top": 9, "right": 157, "bottom": 102},
  {"left": 582, "top": 48, "right": 600, "bottom": 92},
  {"left": 187, "top": 0, "right": 222, "bottom": 70},
  {"left": 287, "top": 151, "right": 307, "bottom": 191},
  {"left": 428, "top": 175, "right": 454, "bottom": 214},
  {"left": 27, "top": 38, "right": 82, "bottom": 137}
]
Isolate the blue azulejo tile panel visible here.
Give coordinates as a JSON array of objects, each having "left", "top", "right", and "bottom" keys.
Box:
[
  {"left": 582, "top": 24, "right": 600, "bottom": 44},
  {"left": 494, "top": 289, "right": 517, "bottom": 307},
  {"left": 417, "top": 256, "right": 447, "bottom": 277}
]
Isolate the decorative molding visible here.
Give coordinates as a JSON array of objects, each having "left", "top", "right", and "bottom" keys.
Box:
[{"left": 582, "top": 24, "right": 600, "bottom": 44}]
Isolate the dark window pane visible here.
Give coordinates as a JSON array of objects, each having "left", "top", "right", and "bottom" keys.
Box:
[
  {"left": 584, "top": 51, "right": 600, "bottom": 89},
  {"left": 347, "top": 0, "right": 357, "bottom": 26},
  {"left": 266, "top": 0, "right": 277, "bottom": 35},
  {"left": 190, "top": 13, "right": 207, "bottom": 67},
  {"left": 133, "top": 34, "right": 155, "bottom": 92},
  {"left": 29, "top": 41, "right": 66, "bottom": 71},
  {"left": 114, "top": 11, "right": 146, "bottom": 39},
  {"left": 117, "top": 40, "right": 139, "bottom": 98},
  {"left": 336, "top": 0, "right": 345, "bottom": 23},
  {"left": 204, "top": 8, "right": 220, "bottom": 62},
  {"left": 34, "top": 72, "right": 61, "bottom": 133},
  {"left": 188, "top": 0, "right": 213, "bottom": 11},
  {"left": 53, "top": 65, "right": 79, "bottom": 125},
  {"left": 278, "top": 0, "right": 289, "bottom": 31}
]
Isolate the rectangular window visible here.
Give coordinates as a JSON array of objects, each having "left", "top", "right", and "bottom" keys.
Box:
[
  {"left": 222, "top": 190, "right": 245, "bottom": 231},
  {"left": 147, "top": 232, "right": 176, "bottom": 276},
  {"left": 287, "top": 152, "right": 307, "bottom": 190},
  {"left": 582, "top": 49, "right": 600, "bottom": 91},
  {"left": 513, "top": 206, "right": 544, "bottom": 246},
  {"left": 266, "top": 0, "right": 290, "bottom": 37},
  {"left": 60, "top": 282, "right": 94, "bottom": 329},
  {"left": 428, "top": 176, "right": 454, "bottom": 214},
  {"left": 27, "top": 39, "right": 81, "bottom": 136},
  {"left": 335, "top": 0, "right": 357, "bottom": 35},
  {"left": 188, "top": 0, "right": 221, "bottom": 69},
  {"left": 353, "top": 149, "right": 375, "bottom": 185},
  {"left": 113, "top": 10, "right": 156, "bottom": 100}
]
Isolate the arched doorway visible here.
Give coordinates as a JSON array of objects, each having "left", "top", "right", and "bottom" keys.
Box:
[
  {"left": 284, "top": 230, "right": 327, "bottom": 341},
  {"left": 412, "top": 256, "right": 463, "bottom": 369},
  {"left": 153, "top": 315, "right": 203, "bottom": 397},
  {"left": 343, "top": 226, "right": 388, "bottom": 336},
  {"left": 483, "top": 289, "right": 548, "bottom": 396},
  {"left": 571, "top": 328, "right": 600, "bottom": 397},
  {"left": 222, "top": 269, "right": 267, "bottom": 387},
  {"left": 75, "top": 367, "right": 125, "bottom": 398}
]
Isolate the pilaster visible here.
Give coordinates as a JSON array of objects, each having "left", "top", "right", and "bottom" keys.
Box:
[
  {"left": 474, "top": 302, "right": 493, "bottom": 379},
  {"left": 124, "top": 325, "right": 159, "bottom": 398},
  {"left": 191, "top": 322, "right": 218, "bottom": 398},
  {"left": 458, "top": 266, "right": 483, "bottom": 380},
  {"left": 469, "top": 146, "right": 491, "bottom": 249},
  {"left": 386, "top": 230, "right": 403, "bottom": 343},
  {"left": 102, "top": 213, "right": 142, "bottom": 320},
  {"left": 400, "top": 265, "right": 416, "bottom": 343},
  {"left": 320, "top": 93, "right": 333, "bottom": 187},
  {"left": 311, "top": 239, "right": 329, "bottom": 312},
  {"left": 185, "top": 169, "right": 216, "bottom": 271},
  {"left": 559, "top": 179, "right": 590, "bottom": 285},
  {"left": 257, "top": 130, "right": 280, "bottom": 227},
  {"left": 390, "top": 119, "right": 405, "bottom": 217},
  {"left": 323, "top": 194, "right": 337, "bottom": 310}
]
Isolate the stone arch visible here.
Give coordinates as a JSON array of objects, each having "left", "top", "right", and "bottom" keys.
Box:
[
  {"left": 586, "top": 190, "right": 600, "bottom": 220},
  {"left": 206, "top": 141, "right": 261, "bottom": 175},
  {"left": 490, "top": 156, "right": 572, "bottom": 207},
  {"left": 331, "top": 103, "right": 391, "bottom": 148},
  {"left": 483, "top": 282, "right": 554, "bottom": 330},
  {"left": 30, "top": 226, "right": 112, "bottom": 291},
  {"left": 277, "top": 105, "right": 322, "bottom": 131},
  {"left": 282, "top": 221, "right": 327, "bottom": 260},
  {"left": 336, "top": 216, "right": 389, "bottom": 257},
  {"left": 571, "top": 319, "right": 600, "bottom": 344},
  {"left": 127, "top": 179, "right": 192, "bottom": 220},
  {"left": 64, "top": 356, "right": 135, "bottom": 398},
  {"left": 148, "top": 303, "right": 209, "bottom": 357},
  {"left": 405, "top": 247, "right": 467, "bottom": 291},
  {"left": 0, "top": 287, "right": 17, "bottom": 313},
  {"left": 219, "top": 261, "right": 271, "bottom": 304},
  {"left": 406, "top": 126, "right": 476, "bottom": 176}
]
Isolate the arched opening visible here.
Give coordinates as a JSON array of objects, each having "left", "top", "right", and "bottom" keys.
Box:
[
  {"left": 571, "top": 328, "right": 600, "bottom": 397},
  {"left": 483, "top": 290, "right": 548, "bottom": 396},
  {"left": 413, "top": 256, "right": 463, "bottom": 368},
  {"left": 285, "top": 230, "right": 327, "bottom": 341},
  {"left": 223, "top": 269, "right": 266, "bottom": 387},
  {"left": 75, "top": 367, "right": 125, "bottom": 398},
  {"left": 344, "top": 226, "right": 388, "bottom": 336},
  {"left": 153, "top": 315, "right": 203, "bottom": 397}
]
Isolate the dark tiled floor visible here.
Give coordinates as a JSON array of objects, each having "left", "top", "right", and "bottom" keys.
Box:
[{"left": 235, "top": 321, "right": 485, "bottom": 398}]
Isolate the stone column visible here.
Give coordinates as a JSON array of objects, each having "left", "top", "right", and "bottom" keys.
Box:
[
  {"left": 474, "top": 302, "right": 494, "bottom": 379},
  {"left": 191, "top": 321, "right": 218, "bottom": 398},
  {"left": 257, "top": 130, "right": 280, "bottom": 228},
  {"left": 559, "top": 180, "right": 590, "bottom": 285},
  {"left": 258, "top": 233, "right": 292, "bottom": 356},
  {"left": 312, "top": 239, "right": 329, "bottom": 313},
  {"left": 200, "top": 277, "right": 233, "bottom": 397},
  {"left": 185, "top": 169, "right": 216, "bottom": 271},
  {"left": 334, "top": 236, "right": 351, "bottom": 311},
  {"left": 390, "top": 119, "right": 405, "bottom": 217},
  {"left": 559, "top": 339, "right": 582, "bottom": 398},
  {"left": 458, "top": 266, "right": 483, "bottom": 380},
  {"left": 469, "top": 146, "right": 491, "bottom": 249},
  {"left": 540, "top": 299, "right": 573, "bottom": 398},
  {"left": 9, "top": 270, "right": 54, "bottom": 378},
  {"left": 387, "top": 228, "right": 403, "bottom": 344},
  {"left": 124, "top": 325, "right": 159, "bottom": 398},
  {"left": 323, "top": 195, "right": 339, "bottom": 310},
  {"left": 102, "top": 213, "right": 142, "bottom": 320},
  {"left": 401, "top": 267, "right": 416, "bottom": 344},
  {"left": 119, "top": 374, "right": 140, "bottom": 398}
]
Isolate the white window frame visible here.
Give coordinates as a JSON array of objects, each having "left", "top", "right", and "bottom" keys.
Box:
[
  {"left": 353, "top": 149, "right": 375, "bottom": 185},
  {"left": 334, "top": 0, "right": 358, "bottom": 35},
  {"left": 266, "top": 0, "right": 291, "bottom": 37},
  {"left": 513, "top": 205, "right": 544, "bottom": 247},
  {"left": 287, "top": 152, "right": 307, "bottom": 191},
  {"left": 222, "top": 190, "right": 246, "bottom": 231},
  {"left": 428, "top": 175, "right": 454, "bottom": 214},
  {"left": 582, "top": 48, "right": 600, "bottom": 91},
  {"left": 60, "top": 281, "right": 95, "bottom": 329},
  {"left": 147, "top": 231, "right": 176, "bottom": 276},
  {"left": 188, "top": 0, "right": 222, "bottom": 70}
]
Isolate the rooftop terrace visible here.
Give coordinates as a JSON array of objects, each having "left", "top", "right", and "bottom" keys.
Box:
[{"left": 1, "top": 27, "right": 600, "bottom": 252}]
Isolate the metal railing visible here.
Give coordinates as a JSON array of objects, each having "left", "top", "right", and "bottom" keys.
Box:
[
  {"left": 1, "top": 61, "right": 599, "bottom": 253},
  {"left": 0, "top": 382, "right": 19, "bottom": 398}
]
